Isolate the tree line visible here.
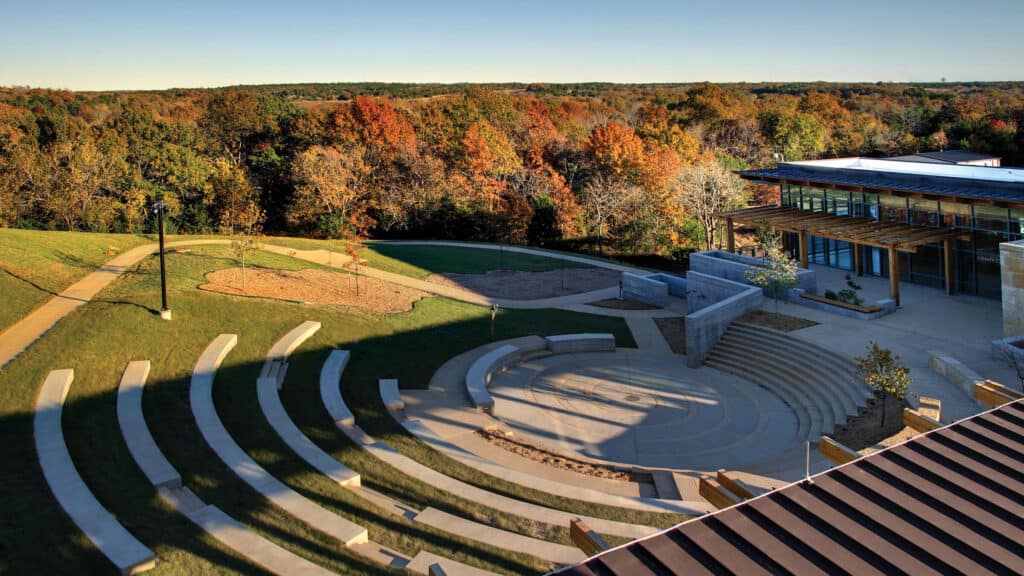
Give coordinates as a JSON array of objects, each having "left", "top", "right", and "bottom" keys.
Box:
[{"left": 0, "top": 82, "right": 1021, "bottom": 257}]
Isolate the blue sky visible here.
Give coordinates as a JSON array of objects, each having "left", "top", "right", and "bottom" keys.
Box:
[{"left": 1, "top": 0, "right": 1022, "bottom": 90}]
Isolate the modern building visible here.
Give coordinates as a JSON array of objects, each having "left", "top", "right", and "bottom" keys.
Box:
[
  {"left": 720, "top": 157, "right": 1024, "bottom": 303},
  {"left": 889, "top": 149, "right": 1002, "bottom": 167}
]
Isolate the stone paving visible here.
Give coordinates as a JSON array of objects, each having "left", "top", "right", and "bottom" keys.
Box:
[{"left": 488, "top": 350, "right": 801, "bottom": 471}]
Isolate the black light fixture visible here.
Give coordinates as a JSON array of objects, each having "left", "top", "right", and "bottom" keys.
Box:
[{"left": 153, "top": 200, "right": 171, "bottom": 320}]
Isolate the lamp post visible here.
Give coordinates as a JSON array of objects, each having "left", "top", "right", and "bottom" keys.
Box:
[{"left": 153, "top": 201, "right": 171, "bottom": 320}]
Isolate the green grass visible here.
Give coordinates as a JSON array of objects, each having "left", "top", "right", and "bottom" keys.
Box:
[
  {"left": 0, "top": 228, "right": 151, "bottom": 331},
  {"left": 361, "top": 244, "right": 593, "bottom": 280},
  {"left": 0, "top": 239, "right": 683, "bottom": 575}
]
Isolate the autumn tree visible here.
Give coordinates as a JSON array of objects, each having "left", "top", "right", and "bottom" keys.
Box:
[
  {"left": 287, "top": 145, "right": 371, "bottom": 238},
  {"left": 201, "top": 90, "right": 270, "bottom": 166},
  {"left": 581, "top": 173, "right": 642, "bottom": 253},
  {"left": 670, "top": 161, "right": 747, "bottom": 251}
]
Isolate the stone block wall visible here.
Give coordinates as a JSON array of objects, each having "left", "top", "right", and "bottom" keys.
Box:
[{"left": 1001, "top": 240, "right": 1024, "bottom": 337}]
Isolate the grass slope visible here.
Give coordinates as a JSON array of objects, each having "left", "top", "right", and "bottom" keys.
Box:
[
  {"left": 0, "top": 229, "right": 150, "bottom": 331},
  {"left": 0, "top": 240, "right": 679, "bottom": 576}
]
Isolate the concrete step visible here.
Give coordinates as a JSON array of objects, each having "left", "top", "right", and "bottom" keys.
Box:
[
  {"left": 651, "top": 470, "right": 682, "bottom": 500},
  {"left": 704, "top": 356, "right": 816, "bottom": 441},
  {"left": 708, "top": 351, "right": 830, "bottom": 437},
  {"left": 719, "top": 333, "right": 861, "bottom": 418},
  {"left": 728, "top": 323, "right": 872, "bottom": 405},
  {"left": 715, "top": 337, "right": 852, "bottom": 422}
]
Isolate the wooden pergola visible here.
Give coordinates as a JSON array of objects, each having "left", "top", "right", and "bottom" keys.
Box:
[{"left": 715, "top": 206, "right": 965, "bottom": 306}]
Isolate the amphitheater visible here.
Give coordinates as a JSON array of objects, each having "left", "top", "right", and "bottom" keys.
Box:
[{"left": 3, "top": 236, "right": 1018, "bottom": 575}]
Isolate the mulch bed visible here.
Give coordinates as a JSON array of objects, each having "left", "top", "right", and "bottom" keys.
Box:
[
  {"left": 654, "top": 317, "right": 686, "bottom": 354},
  {"left": 737, "top": 310, "right": 818, "bottom": 332},
  {"left": 199, "top": 267, "right": 429, "bottom": 313},
  {"left": 587, "top": 298, "right": 660, "bottom": 310},
  {"left": 476, "top": 428, "right": 641, "bottom": 482}
]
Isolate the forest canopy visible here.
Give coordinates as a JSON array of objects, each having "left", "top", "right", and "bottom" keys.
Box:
[{"left": 1, "top": 82, "right": 1021, "bottom": 257}]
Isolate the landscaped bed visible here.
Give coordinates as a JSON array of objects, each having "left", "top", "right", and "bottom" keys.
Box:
[{"left": 200, "top": 267, "right": 429, "bottom": 313}]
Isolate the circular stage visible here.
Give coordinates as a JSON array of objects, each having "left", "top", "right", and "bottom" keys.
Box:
[{"left": 488, "top": 350, "right": 802, "bottom": 471}]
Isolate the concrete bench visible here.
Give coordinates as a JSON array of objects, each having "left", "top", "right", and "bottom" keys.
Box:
[
  {"left": 928, "top": 350, "right": 986, "bottom": 400},
  {"left": 545, "top": 333, "right": 616, "bottom": 354},
  {"left": 465, "top": 344, "right": 520, "bottom": 413},
  {"left": 191, "top": 334, "right": 368, "bottom": 546},
  {"left": 117, "top": 354, "right": 336, "bottom": 576},
  {"left": 261, "top": 320, "right": 321, "bottom": 389},
  {"left": 379, "top": 379, "right": 404, "bottom": 412},
  {"left": 407, "top": 551, "right": 499, "bottom": 576},
  {"left": 258, "top": 375, "right": 361, "bottom": 488},
  {"left": 36, "top": 369, "right": 157, "bottom": 575},
  {"left": 117, "top": 360, "right": 181, "bottom": 490},
  {"left": 320, "top": 350, "right": 354, "bottom": 427}
]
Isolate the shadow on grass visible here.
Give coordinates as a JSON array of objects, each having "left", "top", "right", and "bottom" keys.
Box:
[{"left": 0, "top": 295, "right": 646, "bottom": 575}]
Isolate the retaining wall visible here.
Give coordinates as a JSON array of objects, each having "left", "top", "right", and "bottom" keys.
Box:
[
  {"left": 621, "top": 272, "right": 669, "bottom": 307},
  {"left": 690, "top": 250, "right": 817, "bottom": 294},
  {"left": 684, "top": 272, "right": 762, "bottom": 367}
]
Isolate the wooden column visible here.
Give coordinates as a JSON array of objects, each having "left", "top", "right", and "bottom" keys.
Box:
[
  {"left": 799, "top": 230, "right": 809, "bottom": 269},
  {"left": 943, "top": 238, "right": 954, "bottom": 295},
  {"left": 853, "top": 243, "right": 863, "bottom": 277},
  {"left": 725, "top": 218, "right": 735, "bottom": 253},
  {"left": 888, "top": 245, "right": 900, "bottom": 307}
]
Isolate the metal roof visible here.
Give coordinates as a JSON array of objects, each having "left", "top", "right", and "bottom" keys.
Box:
[
  {"left": 737, "top": 160, "right": 1024, "bottom": 205},
  {"left": 889, "top": 150, "right": 1002, "bottom": 165},
  {"left": 553, "top": 399, "right": 1024, "bottom": 576}
]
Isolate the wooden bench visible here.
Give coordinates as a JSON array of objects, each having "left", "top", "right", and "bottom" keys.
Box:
[
  {"left": 819, "top": 436, "right": 860, "bottom": 465},
  {"left": 800, "top": 293, "right": 883, "bottom": 314},
  {"left": 191, "top": 334, "right": 368, "bottom": 546},
  {"left": 320, "top": 350, "right": 354, "bottom": 427},
  {"left": 464, "top": 344, "right": 520, "bottom": 413},
  {"left": 36, "top": 369, "right": 157, "bottom": 575}
]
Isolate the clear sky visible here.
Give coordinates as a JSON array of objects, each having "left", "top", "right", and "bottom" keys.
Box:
[{"left": 2, "top": 0, "right": 1022, "bottom": 91}]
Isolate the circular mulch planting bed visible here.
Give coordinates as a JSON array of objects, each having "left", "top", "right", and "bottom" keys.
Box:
[{"left": 199, "top": 267, "right": 429, "bottom": 313}]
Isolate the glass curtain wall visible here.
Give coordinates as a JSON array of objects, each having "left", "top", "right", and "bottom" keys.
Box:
[{"left": 779, "top": 183, "right": 1020, "bottom": 298}]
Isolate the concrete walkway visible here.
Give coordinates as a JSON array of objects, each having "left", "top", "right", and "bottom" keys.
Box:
[{"left": 624, "top": 317, "right": 673, "bottom": 353}]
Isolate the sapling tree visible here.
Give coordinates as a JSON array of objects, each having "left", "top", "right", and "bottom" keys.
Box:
[
  {"left": 221, "top": 202, "right": 264, "bottom": 293},
  {"left": 744, "top": 231, "right": 798, "bottom": 316},
  {"left": 854, "top": 341, "right": 911, "bottom": 428}
]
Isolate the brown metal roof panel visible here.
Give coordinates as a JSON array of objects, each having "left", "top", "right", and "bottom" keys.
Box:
[
  {"left": 912, "top": 435, "right": 1024, "bottom": 500},
  {"left": 680, "top": 521, "right": 774, "bottom": 575},
  {"left": 957, "top": 419, "right": 1024, "bottom": 459},
  {"left": 885, "top": 445, "right": 1024, "bottom": 524},
  {"left": 636, "top": 531, "right": 717, "bottom": 576},
  {"left": 973, "top": 411, "right": 1024, "bottom": 442},
  {"left": 773, "top": 487, "right": 941, "bottom": 576},
  {"left": 592, "top": 546, "right": 663, "bottom": 576},
  {"left": 710, "top": 506, "right": 832, "bottom": 576},
  {"left": 745, "top": 494, "right": 888, "bottom": 573},
  {"left": 833, "top": 464, "right": 1017, "bottom": 574},
  {"left": 809, "top": 474, "right": 972, "bottom": 574},
  {"left": 866, "top": 452, "right": 1024, "bottom": 548}
]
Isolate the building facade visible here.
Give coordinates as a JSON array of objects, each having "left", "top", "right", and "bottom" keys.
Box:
[{"left": 733, "top": 157, "right": 1024, "bottom": 299}]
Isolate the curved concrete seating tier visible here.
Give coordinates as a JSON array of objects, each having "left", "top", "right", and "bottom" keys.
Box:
[
  {"left": 116, "top": 359, "right": 337, "bottom": 576},
  {"left": 117, "top": 361, "right": 180, "bottom": 489},
  {"left": 465, "top": 345, "right": 519, "bottom": 413},
  {"left": 320, "top": 351, "right": 354, "bottom": 427},
  {"left": 260, "top": 320, "right": 321, "bottom": 389},
  {"left": 407, "top": 551, "right": 499, "bottom": 576},
  {"left": 544, "top": 333, "right": 615, "bottom": 354},
  {"left": 35, "top": 369, "right": 157, "bottom": 575},
  {"left": 190, "top": 334, "right": 368, "bottom": 546},
  {"left": 258, "top": 325, "right": 360, "bottom": 487},
  {"left": 465, "top": 334, "right": 618, "bottom": 414},
  {"left": 706, "top": 322, "right": 872, "bottom": 443},
  {"left": 321, "top": 376, "right": 657, "bottom": 540},
  {"left": 379, "top": 379, "right": 404, "bottom": 412}
]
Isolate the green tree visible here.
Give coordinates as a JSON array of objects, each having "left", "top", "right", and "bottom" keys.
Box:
[
  {"left": 744, "top": 237, "right": 798, "bottom": 316},
  {"left": 854, "top": 342, "right": 911, "bottom": 428}
]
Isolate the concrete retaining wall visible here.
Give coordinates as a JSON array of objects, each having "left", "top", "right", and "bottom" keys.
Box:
[
  {"left": 621, "top": 272, "right": 668, "bottom": 307},
  {"left": 690, "top": 250, "right": 817, "bottom": 295},
  {"left": 685, "top": 272, "right": 763, "bottom": 367},
  {"left": 1001, "top": 240, "right": 1024, "bottom": 337},
  {"left": 646, "top": 273, "right": 688, "bottom": 298},
  {"left": 928, "top": 351, "right": 987, "bottom": 401}
]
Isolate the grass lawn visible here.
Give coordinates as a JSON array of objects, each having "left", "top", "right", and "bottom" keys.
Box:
[
  {"left": 0, "top": 228, "right": 151, "bottom": 331},
  {"left": 361, "top": 244, "right": 593, "bottom": 280},
  {"left": 0, "top": 240, "right": 681, "bottom": 575}
]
